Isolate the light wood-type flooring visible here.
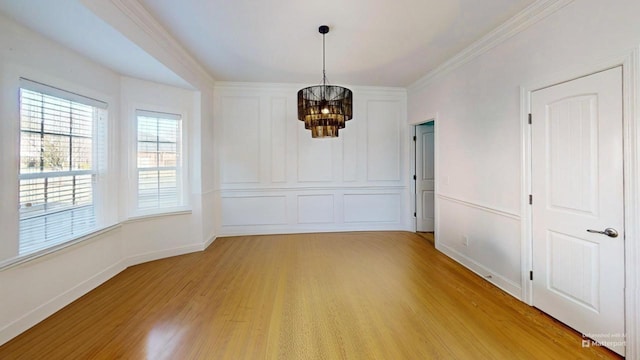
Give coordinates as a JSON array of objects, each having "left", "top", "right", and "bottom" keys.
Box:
[{"left": 0, "top": 232, "right": 621, "bottom": 359}]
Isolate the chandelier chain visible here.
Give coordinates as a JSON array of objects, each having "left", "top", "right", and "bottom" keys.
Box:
[{"left": 322, "top": 31, "right": 327, "bottom": 95}]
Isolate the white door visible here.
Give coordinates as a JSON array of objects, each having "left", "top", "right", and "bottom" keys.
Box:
[
  {"left": 416, "top": 122, "right": 434, "bottom": 232},
  {"left": 531, "top": 67, "right": 625, "bottom": 356}
]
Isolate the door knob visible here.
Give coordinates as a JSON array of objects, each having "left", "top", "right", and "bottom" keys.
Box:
[{"left": 587, "top": 228, "right": 619, "bottom": 238}]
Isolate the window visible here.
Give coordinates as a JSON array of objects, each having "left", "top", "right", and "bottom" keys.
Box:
[
  {"left": 135, "top": 110, "right": 185, "bottom": 213},
  {"left": 19, "top": 79, "right": 107, "bottom": 255}
]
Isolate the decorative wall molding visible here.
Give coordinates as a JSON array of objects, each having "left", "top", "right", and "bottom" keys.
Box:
[
  {"left": 366, "top": 100, "right": 402, "bottom": 182},
  {"left": 220, "top": 195, "right": 288, "bottom": 226},
  {"left": 436, "top": 197, "right": 521, "bottom": 289},
  {"left": 220, "top": 95, "right": 262, "bottom": 184},
  {"left": 296, "top": 121, "right": 335, "bottom": 183},
  {"left": 342, "top": 118, "right": 359, "bottom": 182},
  {"left": 408, "top": 0, "right": 575, "bottom": 92},
  {"left": 270, "top": 97, "right": 288, "bottom": 183},
  {"left": 217, "top": 186, "right": 407, "bottom": 193},
  {"left": 214, "top": 83, "right": 411, "bottom": 235},
  {"left": 343, "top": 193, "right": 402, "bottom": 223},
  {"left": 297, "top": 194, "right": 335, "bottom": 224},
  {"left": 217, "top": 189, "right": 410, "bottom": 234},
  {"left": 438, "top": 194, "right": 520, "bottom": 221}
]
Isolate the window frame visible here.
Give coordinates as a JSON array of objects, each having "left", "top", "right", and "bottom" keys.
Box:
[
  {"left": 17, "top": 78, "right": 109, "bottom": 256},
  {"left": 129, "top": 106, "right": 190, "bottom": 218}
]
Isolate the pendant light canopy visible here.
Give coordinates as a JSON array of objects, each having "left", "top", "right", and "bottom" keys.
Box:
[{"left": 298, "top": 25, "right": 353, "bottom": 138}]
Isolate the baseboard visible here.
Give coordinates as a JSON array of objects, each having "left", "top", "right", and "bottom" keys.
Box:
[
  {"left": 0, "top": 261, "right": 126, "bottom": 346},
  {"left": 0, "top": 235, "right": 217, "bottom": 347},
  {"left": 217, "top": 224, "right": 412, "bottom": 237},
  {"left": 124, "top": 242, "right": 210, "bottom": 267},
  {"left": 203, "top": 233, "right": 217, "bottom": 249},
  {"left": 437, "top": 242, "right": 522, "bottom": 299}
]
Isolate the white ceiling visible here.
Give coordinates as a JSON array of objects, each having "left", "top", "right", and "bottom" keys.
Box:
[
  {"left": 0, "top": 0, "right": 535, "bottom": 88},
  {"left": 0, "top": 0, "right": 192, "bottom": 89},
  {"left": 139, "top": 0, "right": 535, "bottom": 86}
]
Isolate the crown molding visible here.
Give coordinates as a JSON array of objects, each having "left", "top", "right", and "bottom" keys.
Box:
[
  {"left": 110, "top": 0, "right": 215, "bottom": 86},
  {"left": 102, "top": 0, "right": 215, "bottom": 90},
  {"left": 215, "top": 81, "right": 407, "bottom": 96},
  {"left": 407, "top": 0, "right": 574, "bottom": 93}
]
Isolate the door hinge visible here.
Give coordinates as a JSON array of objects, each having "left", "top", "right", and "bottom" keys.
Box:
[
  {"left": 529, "top": 194, "right": 533, "bottom": 205},
  {"left": 413, "top": 174, "right": 416, "bottom": 180},
  {"left": 413, "top": 135, "right": 416, "bottom": 141},
  {"left": 530, "top": 271, "right": 533, "bottom": 280},
  {"left": 528, "top": 113, "right": 532, "bottom": 124},
  {"left": 414, "top": 212, "right": 417, "bottom": 218}
]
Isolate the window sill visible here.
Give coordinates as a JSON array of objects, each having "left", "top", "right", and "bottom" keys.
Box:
[
  {"left": 0, "top": 209, "right": 194, "bottom": 271},
  {"left": 125, "top": 208, "right": 193, "bottom": 223},
  {"left": 0, "top": 223, "right": 122, "bottom": 271}
]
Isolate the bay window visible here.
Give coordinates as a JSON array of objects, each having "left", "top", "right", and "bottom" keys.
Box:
[{"left": 18, "top": 79, "right": 107, "bottom": 255}]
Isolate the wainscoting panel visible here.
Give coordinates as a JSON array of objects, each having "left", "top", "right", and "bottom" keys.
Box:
[
  {"left": 216, "top": 188, "right": 410, "bottom": 235},
  {"left": 221, "top": 195, "right": 287, "bottom": 226},
  {"left": 214, "top": 83, "right": 409, "bottom": 235},
  {"left": 270, "top": 97, "right": 287, "bottom": 183},
  {"left": 297, "top": 125, "right": 334, "bottom": 182},
  {"left": 344, "top": 193, "right": 401, "bottom": 223},
  {"left": 436, "top": 195, "right": 521, "bottom": 297},
  {"left": 297, "top": 194, "right": 335, "bottom": 224},
  {"left": 366, "top": 100, "right": 402, "bottom": 182},
  {"left": 220, "top": 96, "right": 261, "bottom": 184},
  {"left": 342, "top": 120, "right": 358, "bottom": 182}
]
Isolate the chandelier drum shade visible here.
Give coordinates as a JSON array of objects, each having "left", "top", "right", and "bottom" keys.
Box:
[{"left": 298, "top": 25, "right": 353, "bottom": 138}]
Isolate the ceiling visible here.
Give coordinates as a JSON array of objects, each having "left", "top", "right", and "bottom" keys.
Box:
[
  {"left": 0, "top": 0, "right": 535, "bottom": 88},
  {"left": 139, "top": 0, "right": 535, "bottom": 86},
  {"left": 0, "top": 0, "right": 191, "bottom": 89}
]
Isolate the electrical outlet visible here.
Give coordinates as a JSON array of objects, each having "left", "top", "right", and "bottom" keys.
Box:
[{"left": 462, "top": 235, "right": 469, "bottom": 246}]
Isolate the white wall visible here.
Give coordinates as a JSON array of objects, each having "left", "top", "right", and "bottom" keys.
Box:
[
  {"left": 214, "top": 83, "right": 411, "bottom": 235},
  {"left": 408, "top": 0, "right": 640, "bottom": 298},
  {"left": 194, "top": 85, "right": 217, "bottom": 248},
  {"left": 119, "top": 77, "right": 208, "bottom": 263},
  {"left": 0, "top": 12, "right": 125, "bottom": 345},
  {"left": 0, "top": 14, "right": 214, "bottom": 345}
]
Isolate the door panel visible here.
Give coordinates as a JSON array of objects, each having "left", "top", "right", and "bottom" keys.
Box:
[
  {"left": 421, "top": 191, "right": 434, "bottom": 222},
  {"left": 547, "top": 95, "right": 598, "bottom": 214},
  {"left": 531, "top": 67, "right": 625, "bottom": 356},
  {"left": 547, "top": 230, "right": 599, "bottom": 311},
  {"left": 416, "top": 123, "right": 434, "bottom": 232}
]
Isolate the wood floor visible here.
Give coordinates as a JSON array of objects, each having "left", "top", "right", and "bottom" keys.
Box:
[{"left": 0, "top": 232, "right": 621, "bottom": 359}]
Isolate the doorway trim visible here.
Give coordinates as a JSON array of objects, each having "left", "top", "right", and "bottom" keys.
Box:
[
  {"left": 409, "top": 114, "right": 438, "bottom": 237},
  {"left": 520, "top": 47, "right": 639, "bottom": 358}
]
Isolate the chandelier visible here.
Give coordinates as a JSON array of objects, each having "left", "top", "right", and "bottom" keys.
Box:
[{"left": 297, "top": 25, "right": 353, "bottom": 138}]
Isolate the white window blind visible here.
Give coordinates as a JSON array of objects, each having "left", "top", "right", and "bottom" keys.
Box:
[
  {"left": 136, "top": 110, "right": 183, "bottom": 211},
  {"left": 19, "top": 79, "right": 107, "bottom": 256}
]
